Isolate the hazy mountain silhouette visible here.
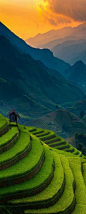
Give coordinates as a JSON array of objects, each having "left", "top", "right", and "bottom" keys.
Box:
[
  {"left": 25, "top": 22, "right": 86, "bottom": 65},
  {"left": 70, "top": 23, "right": 86, "bottom": 38},
  {"left": 26, "top": 27, "right": 73, "bottom": 47},
  {"left": 38, "top": 36, "right": 81, "bottom": 49},
  {"left": 26, "top": 23, "right": 86, "bottom": 48},
  {"left": 51, "top": 40, "right": 86, "bottom": 65},
  {"left": 52, "top": 39, "right": 86, "bottom": 56}
]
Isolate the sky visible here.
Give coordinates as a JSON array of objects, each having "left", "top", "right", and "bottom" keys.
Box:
[{"left": 0, "top": 0, "right": 85, "bottom": 40}]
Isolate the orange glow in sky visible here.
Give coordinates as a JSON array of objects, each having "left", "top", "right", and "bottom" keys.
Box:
[{"left": 0, "top": 0, "right": 83, "bottom": 40}]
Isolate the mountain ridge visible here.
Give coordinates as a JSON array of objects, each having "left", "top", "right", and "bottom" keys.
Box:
[
  {"left": 26, "top": 23, "right": 86, "bottom": 48},
  {"left": 0, "top": 35, "right": 84, "bottom": 123},
  {"left": 0, "top": 22, "right": 70, "bottom": 73}
]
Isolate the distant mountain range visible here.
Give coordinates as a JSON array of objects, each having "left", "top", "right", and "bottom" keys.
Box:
[
  {"left": 26, "top": 27, "right": 73, "bottom": 47},
  {"left": 51, "top": 40, "right": 86, "bottom": 65},
  {"left": 37, "top": 36, "right": 82, "bottom": 50},
  {"left": 26, "top": 23, "right": 86, "bottom": 65},
  {"left": 0, "top": 22, "right": 69, "bottom": 74},
  {"left": 26, "top": 23, "right": 86, "bottom": 48}
]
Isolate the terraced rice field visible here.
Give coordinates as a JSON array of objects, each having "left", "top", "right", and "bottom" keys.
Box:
[
  {"left": 0, "top": 115, "right": 86, "bottom": 214},
  {"left": 26, "top": 127, "right": 84, "bottom": 157}
]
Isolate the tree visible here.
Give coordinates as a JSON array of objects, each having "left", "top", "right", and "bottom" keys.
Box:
[
  {"left": 82, "top": 147, "right": 86, "bottom": 156},
  {"left": 77, "top": 143, "right": 83, "bottom": 151}
]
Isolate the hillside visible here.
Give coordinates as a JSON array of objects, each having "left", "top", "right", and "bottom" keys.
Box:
[
  {"left": 0, "top": 22, "right": 70, "bottom": 74},
  {"left": 67, "top": 97, "right": 86, "bottom": 118},
  {"left": 28, "top": 109, "right": 86, "bottom": 138},
  {"left": 64, "top": 61, "right": 86, "bottom": 91},
  {"left": 0, "top": 35, "right": 84, "bottom": 121},
  {"left": 0, "top": 114, "right": 86, "bottom": 214}
]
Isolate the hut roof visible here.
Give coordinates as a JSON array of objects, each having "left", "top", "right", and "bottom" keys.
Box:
[{"left": 7, "top": 110, "right": 20, "bottom": 119}]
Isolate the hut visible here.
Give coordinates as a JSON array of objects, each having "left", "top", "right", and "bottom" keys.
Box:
[{"left": 7, "top": 110, "right": 20, "bottom": 124}]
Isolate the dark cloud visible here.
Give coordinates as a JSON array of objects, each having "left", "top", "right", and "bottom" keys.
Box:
[
  {"left": 39, "top": 2, "right": 72, "bottom": 26},
  {"left": 44, "top": 0, "right": 86, "bottom": 22},
  {"left": 47, "top": 18, "right": 57, "bottom": 26}
]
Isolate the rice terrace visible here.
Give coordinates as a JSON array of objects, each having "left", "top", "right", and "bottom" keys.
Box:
[
  {"left": 0, "top": 114, "right": 86, "bottom": 214},
  {"left": 1, "top": 0, "right": 86, "bottom": 213}
]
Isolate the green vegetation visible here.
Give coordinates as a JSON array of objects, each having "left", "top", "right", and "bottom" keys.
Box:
[
  {"left": 72, "top": 204, "right": 86, "bottom": 214},
  {"left": 24, "top": 155, "right": 75, "bottom": 213},
  {"left": 0, "top": 132, "right": 30, "bottom": 165},
  {"left": 0, "top": 126, "right": 18, "bottom": 148},
  {"left": 0, "top": 118, "right": 7, "bottom": 129},
  {"left": 28, "top": 127, "right": 82, "bottom": 157},
  {"left": 0, "top": 115, "right": 85, "bottom": 214},
  {"left": 68, "top": 157, "right": 86, "bottom": 205},
  {"left": 0, "top": 135, "right": 43, "bottom": 182},
  {"left": 9, "top": 152, "right": 64, "bottom": 206},
  {"left": 0, "top": 144, "right": 53, "bottom": 197}
]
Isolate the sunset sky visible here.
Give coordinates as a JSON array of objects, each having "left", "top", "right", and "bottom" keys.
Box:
[{"left": 0, "top": 0, "right": 85, "bottom": 40}]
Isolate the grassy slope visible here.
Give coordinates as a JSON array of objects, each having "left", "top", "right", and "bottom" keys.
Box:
[
  {"left": 0, "top": 115, "right": 86, "bottom": 214},
  {"left": 0, "top": 132, "right": 30, "bottom": 164},
  {"left": 27, "top": 125, "right": 83, "bottom": 158}
]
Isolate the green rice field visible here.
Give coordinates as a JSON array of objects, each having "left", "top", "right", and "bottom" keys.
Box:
[{"left": 0, "top": 115, "right": 85, "bottom": 214}]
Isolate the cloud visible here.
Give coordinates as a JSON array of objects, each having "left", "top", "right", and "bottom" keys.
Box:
[
  {"left": 38, "top": 1, "right": 73, "bottom": 27},
  {"left": 44, "top": 0, "right": 86, "bottom": 22},
  {"left": 47, "top": 18, "right": 57, "bottom": 26}
]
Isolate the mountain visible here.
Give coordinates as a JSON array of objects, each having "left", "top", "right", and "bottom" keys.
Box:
[
  {"left": 26, "top": 27, "right": 73, "bottom": 47},
  {"left": 38, "top": 36, "right": 81, "bottom": 49},
  {"left": 64, "top": 61, "right": 86, "bottom": 91},
  {"left": 71, "top": 22, "right": 86, "bottom": 38},
  {"left": 51, "top": 23, "right": 86, "bottom": 65},
  {"left": 26, "top": 23, "right": 86, "bottom": 48},
  {"left": 0, "top": 22, "right": 70, "bottom": 73},
  {"left": 0, "top": 35, "right": 84, "bottom": 122},
  {"left": 25, "top": 22, "right": 86, "bottom": 66},
  {"left": 69, "top": 47, "right": 86, "bottom": 65},
  {"left": 0, "top": 35, "right": 53, "bottom": 119},
  {"left": 51, "top": 39, "right": 86, "bottom": 65}
]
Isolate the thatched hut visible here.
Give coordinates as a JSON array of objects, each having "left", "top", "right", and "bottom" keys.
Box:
[{"left": 7, "top": 110, "right": 20, "bottom": 124}]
